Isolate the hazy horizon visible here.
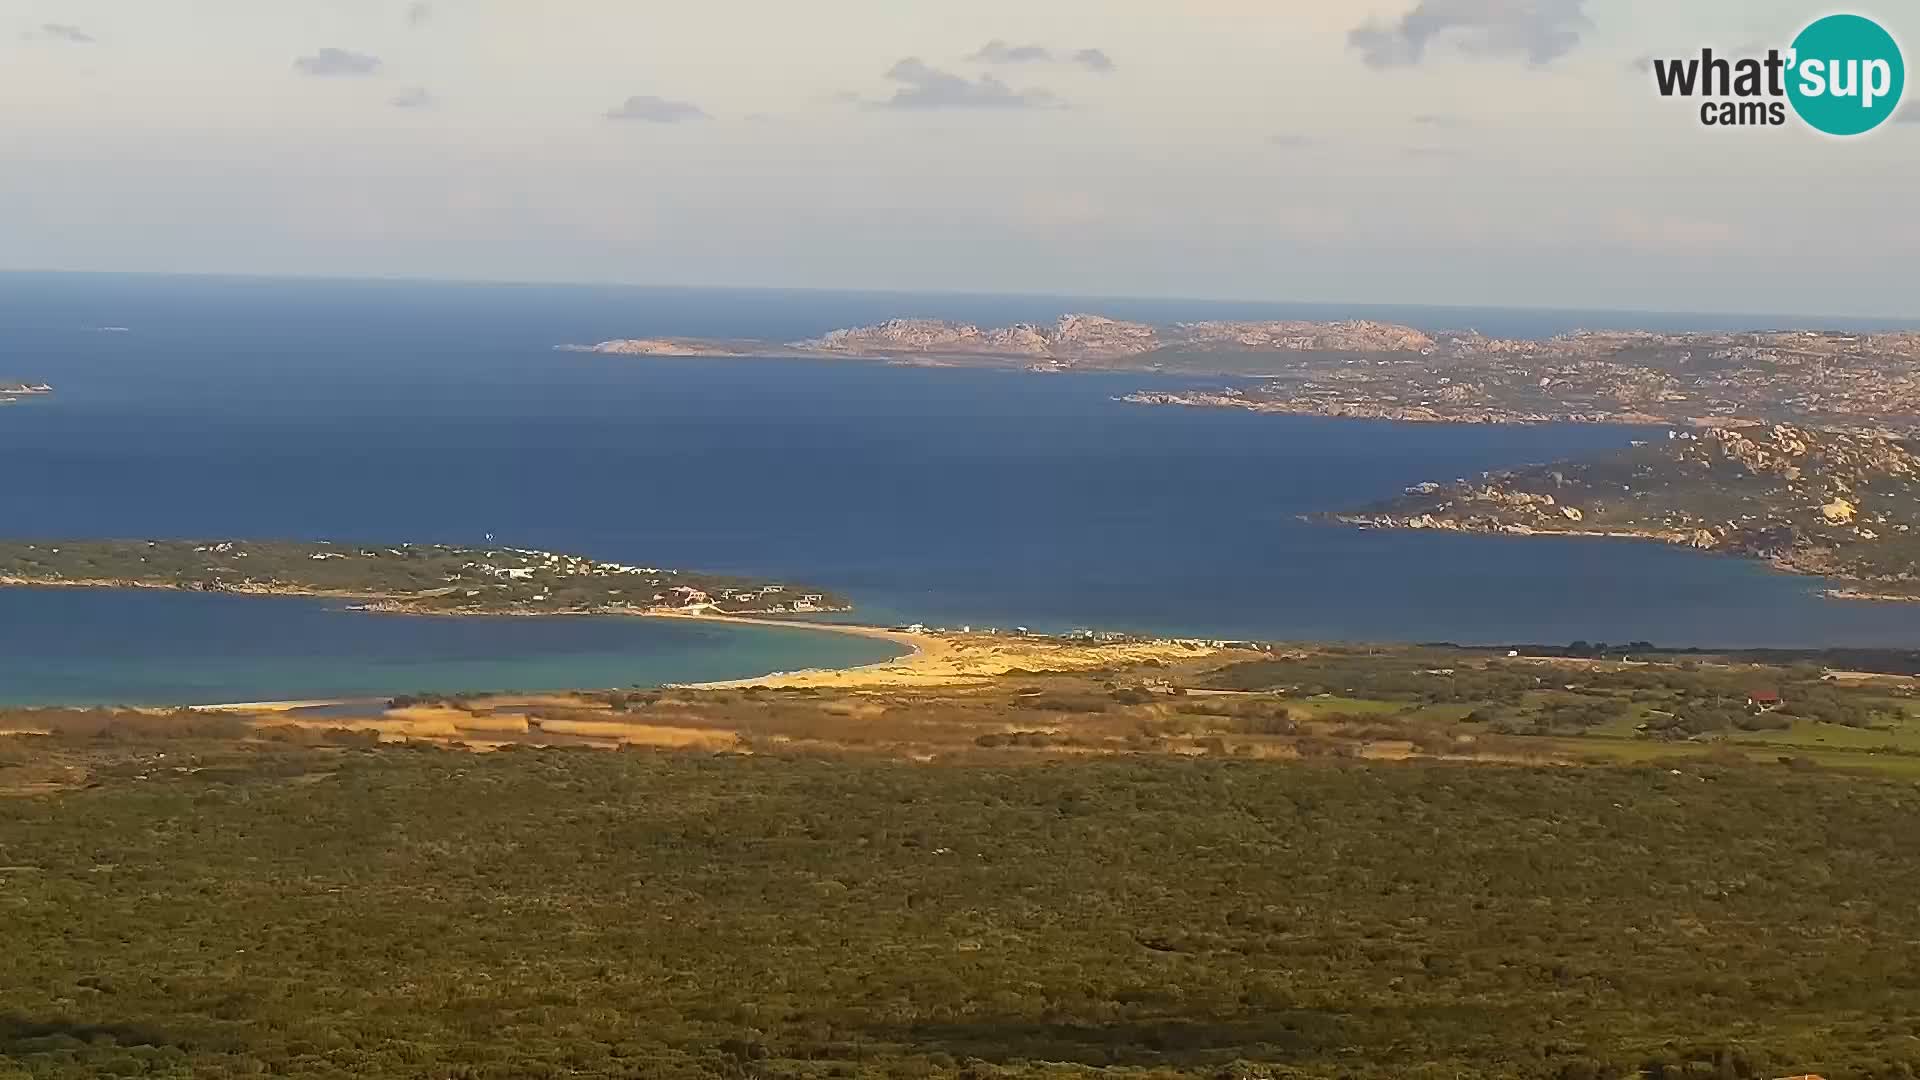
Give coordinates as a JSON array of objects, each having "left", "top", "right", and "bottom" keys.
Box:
[
  {"left": 5, "top": 0, "right": 1915, "bottom": 317},
  {"left": 5, "top": 267, "right": 1915, "bottom": 328}
]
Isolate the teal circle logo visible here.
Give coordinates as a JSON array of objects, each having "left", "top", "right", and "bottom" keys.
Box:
[{"left": 1787, "top": 14, "right": 1905, "bottom": 135}]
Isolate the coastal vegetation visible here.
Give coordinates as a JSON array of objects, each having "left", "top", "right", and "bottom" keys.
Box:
[
  {"left": 1122, "top": 326, "right": 1920, "bottom": 430},
  {"left": 0, "top": 539, "right": 847, "bottom": 616},
  {"left": 7, "top": 642, "right": 1920, "bottom": 1075},
  {"left": 83, "top": 635, "right": 1920, "bottom": 778},
  {"left": 3, "top": 708, "right": 1920, "bottom": 1078},
  {"left": 1330, "top": 423, "right": 1920, "bottom": 600}
]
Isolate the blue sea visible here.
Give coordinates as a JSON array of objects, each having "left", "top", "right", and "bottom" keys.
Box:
[{"left": 3, "top": 272, "right": 1919, "bottom": 706}]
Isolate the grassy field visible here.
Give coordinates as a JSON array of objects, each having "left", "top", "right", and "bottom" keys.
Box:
[
  {"left": 120, "top": 639, "right": 1920, "bottom": 779},
  {"left": 1186, "top": 647, "right": 1920, "bottom": 775},
  {"left": 5, "top": 646, "right": 1920, "bottom": 1077},
  {"left": 4, "top": 727, "right": 1920, "bottom": 1079}
]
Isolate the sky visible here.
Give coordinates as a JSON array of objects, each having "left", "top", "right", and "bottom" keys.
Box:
[{"left": 1, "top": 0, "right": 1916, "bottom": 317}]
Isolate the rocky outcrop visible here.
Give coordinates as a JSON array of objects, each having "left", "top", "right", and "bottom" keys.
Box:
[
  {"left": 1172, "top": 320, "right": 1435, "bottom": 353},
  {"left": 1324, "top": 423, "right": 1920, "bottom": 600},
  {"left": 798, "top": 314, "right": 1160, "bottom": 361},
  {"left": 794, "top": 314, "right": 1441, "bottom": 362},
  {"left": 557, "top": 339, "right": 748, "bottom": 357},
  {"left": 561, "top": 317, "right": 1920, "bottom": 439},
  {"left": 1120, "top": 328, "right": 1920, "bottom": 434},
  {"left": 1050, "top": 314, "right": 1161, "bottom": 356}
]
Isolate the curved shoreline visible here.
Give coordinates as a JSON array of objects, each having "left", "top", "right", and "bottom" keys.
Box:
[
  {"left": 184, "top": 614, "right": 929, "bottom": 710},
  {"left": 0, "top": 576, "right": 860, "bottom": 619},
  {"left": 646, "top": 611, "right": 937, "bottom": 690},
  {"left": 640, "top": 609, "right": 926, "bottom": 655},
  {"left": 0, "top": 574, "right": 927, "bottom": 708}
]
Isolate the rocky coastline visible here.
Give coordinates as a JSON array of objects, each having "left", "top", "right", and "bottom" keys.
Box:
[
  {"left": 562, "top": 314, "right": 1920, "bottom": 435},
  {"left": 1321, "top": 424, "right": 1920, "bottom": 602}
]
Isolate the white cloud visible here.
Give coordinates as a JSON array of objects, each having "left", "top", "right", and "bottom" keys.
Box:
[
  {"left": 26, "top": 23, "right": 96, "bottom": 44},
  {"left": 1072, "top": 48, "right": 1115, "bottom": 73},
  {"left": 1351, "top": 0, "right": 1591, "bottom": 67},
  {"left": 873, "top": 58, "right": 1058, "bottom": 109},
  {"left": 293, "top": 48, "right": 383, "bottom": 77},
  {"left": 971, "top": 40, "right": 1053, "bottom": 64},
  {"left": 606, "top": 95, "right": 707, "bottom": 122},
  {"left": 968, "top": 40, "right": 1117, "bottom": 72}
]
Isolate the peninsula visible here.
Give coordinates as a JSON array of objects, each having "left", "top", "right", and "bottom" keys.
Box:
[
  {"left": 0, "top": 539, "right": 848, "bottom": 616},
  {"left": 562, "top": 314, "right": 1920, "bottom": 433},
  {"left": 1119, "top": 325, "right": 1920, "bottom": 433},
  {"left": 1327, "top": 423, "right": 1920, "bottom": 600}
]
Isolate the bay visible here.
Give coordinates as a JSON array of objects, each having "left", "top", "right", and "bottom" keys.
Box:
[
  {"left": 0, "top": 588, "right": 904, "bottom": 707},
  {"left": 2, "top": 272, "right": 1918, "bottom": 704}
]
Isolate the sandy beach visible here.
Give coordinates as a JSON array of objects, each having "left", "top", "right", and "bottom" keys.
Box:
[
  {"left": 182, "top": 612, "right": 1231, "bottom": 709},
  {"left": 660, "top": 613, "right": 1227, "bottom": 690},
  {"left": 193, "top": 699, "right": 374, "bottom": 713}
]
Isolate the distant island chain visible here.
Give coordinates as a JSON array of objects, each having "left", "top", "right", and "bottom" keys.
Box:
[
  {"left": 560, "top": 311, "right": 1920, "bottom": 604},
  {"left": 560, "top": 313, "right": 1920, "bottom": 433}
]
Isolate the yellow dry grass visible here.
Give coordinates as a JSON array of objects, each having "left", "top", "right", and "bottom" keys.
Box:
[
  {"left": 532, "top": 717, "right": 739, "bottom": 750},
  {"left": 686, "top": 630, "right": 1227, "bottom": 690}
]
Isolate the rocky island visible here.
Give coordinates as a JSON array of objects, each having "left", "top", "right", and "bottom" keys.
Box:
[
  {"left": 0, "top": 539, "right": 849, "bottom": 617},
  {"left": 563, "top": 315, "right": 1920, "bottom": 433},
  {"left": 1327, "top": 423, "right": 1920, "bottom": 600},
  {"left": 554, "top": 338, "right": 752, "bottom": 358},
  {"left": 561, "top": 314, "right": 1434, "bottom": 370}
]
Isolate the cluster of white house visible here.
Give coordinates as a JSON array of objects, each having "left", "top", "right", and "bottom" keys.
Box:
[
  {"left": 472, "top": 548, "right": 665, "bottom": 579},
  {"left": 455, "top": 550, "right": 828, "bottom": 611},
  {"left": 463, "top": 549, "right": 670, "bottom": 588},
  {"left": 714, "top": 584, "right": 828, "bottom": 612}
]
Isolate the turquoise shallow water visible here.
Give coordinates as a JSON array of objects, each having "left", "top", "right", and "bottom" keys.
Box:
[{"left": 0, "top": 588, "right": 904, "bottom": 707}]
